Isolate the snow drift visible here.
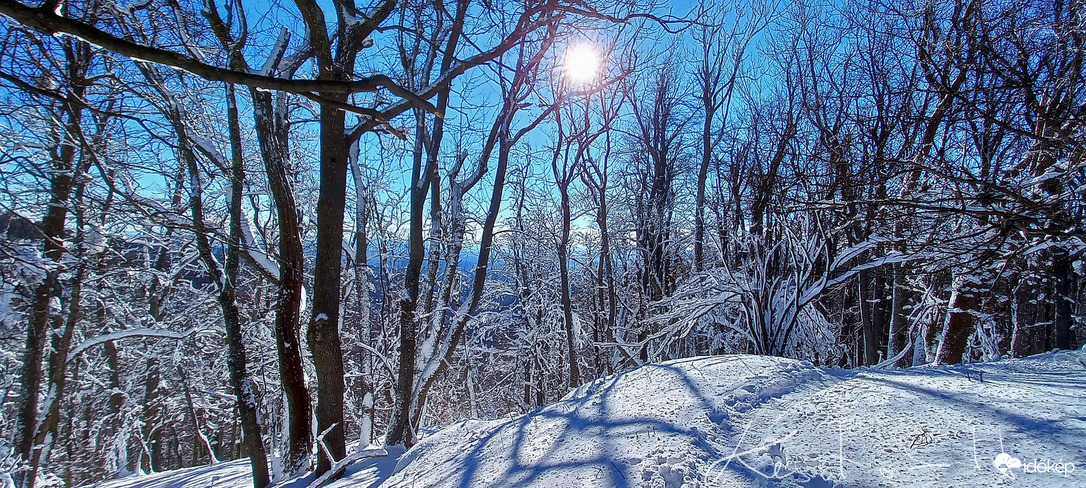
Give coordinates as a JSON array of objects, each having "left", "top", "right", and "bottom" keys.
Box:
[
  {"left": 96, "top": 349, "right": 1086, "bottom": 488},
  {"left": 383, "top": 351, "right": 1085, "bottom": 487}
]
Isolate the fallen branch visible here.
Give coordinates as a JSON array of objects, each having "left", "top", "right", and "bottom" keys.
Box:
[{"left": 308, "top": 426, "right": 387, "bottom": 488}]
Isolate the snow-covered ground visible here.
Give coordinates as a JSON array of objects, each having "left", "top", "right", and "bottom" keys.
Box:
[{"left": 95, "top": 348, "right": 1086, "bottom": 488}]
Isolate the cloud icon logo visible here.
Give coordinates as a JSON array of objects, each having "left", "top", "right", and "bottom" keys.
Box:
[{"left": 993, "top": 453, "right": 1022, "bottom": 474}]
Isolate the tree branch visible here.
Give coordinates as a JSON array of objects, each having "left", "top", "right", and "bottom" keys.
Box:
[{"left": 0, "top": 0, "right": 437, "bottom": 113}]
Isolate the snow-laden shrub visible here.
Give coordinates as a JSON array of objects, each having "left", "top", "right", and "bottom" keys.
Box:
[{"left": 647, "top": 225, "right": 852, "bottom": 364}]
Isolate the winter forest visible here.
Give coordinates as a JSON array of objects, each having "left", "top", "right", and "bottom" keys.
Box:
[{"left": 0, "top": 0, "right": 1083, "bottom": 486}]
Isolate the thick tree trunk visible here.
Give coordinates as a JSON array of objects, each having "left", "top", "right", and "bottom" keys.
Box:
[
  {"left": 289, "top": 0, "right": 395, "bottom": 471},
  {"left": 268, "top": 164, "right": 312, "bottom": 476},
  {"left": 1053, "top": 249, "right": 1073, "bottom": 350},
  {"left": 26, "top": 181, "right": 92, "bottom": 487},
  {"left": 935, "top": 275, "right": 981, "bottom": 365},
  {"left": 886, "top": 262, "right": 911, "bottom": 366},
  {"left": 26, "top": 267, "right": 79, "bottom": 484},
  {"left": 308, "top": 102, "right": 349, "bottom": 472},
  {"left": 18, "top": 272, "right": 59, "bottom": 477},
  {"left": 858, "top": 271, "right": 880, "bottom": 365}
]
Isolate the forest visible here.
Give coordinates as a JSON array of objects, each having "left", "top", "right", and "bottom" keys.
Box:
[{"left": 0, "top": 0, "right": 1082, "bottom": 486}]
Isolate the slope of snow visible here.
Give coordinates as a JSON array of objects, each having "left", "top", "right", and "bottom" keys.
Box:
[
  {"left": 94, "top": 446, "right": 404, "bottom": 488},
  {"left": 384, "top": 350, "right": 1085, "bottom": 487},
  {"left": 92, "top": 349, "right": 1086, "bottom": 488},
  {"left": 94, "top": 461, "right": 252, "bottom": 488}
]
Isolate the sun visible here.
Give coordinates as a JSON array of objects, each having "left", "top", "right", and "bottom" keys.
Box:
[{"left": 564, "top": 44, "right": 599, "bottom": 84}]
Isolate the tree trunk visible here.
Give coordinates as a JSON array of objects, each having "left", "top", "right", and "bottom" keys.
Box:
[
  {"left": 350, "top": 156, "right": 374, "bottom": 446},
  {"left": 251, "top": 87, "right": 312, "bottom": 476},
  {"left": 186, "top": 86, "right": 270, "bottom": 487},
  {"left": 386, "top": 0, "right": 466, "bottom": 445},
  {"left": 289, "top": 0, "right": 395, "bottom": 470},
  {"left": 935, "top": 275, "right": 981, "bottom": 365},
  {"left": 386, "top": 120, "right": 429, "bottom": 448},
  {"left": 26, "top": 179, "right": 92, "bottom": 487},
  {"left": 1053, "top": 249, "right": 1073, "bottom": 350},
  {"left": 308, "top": 101, "right": 349, "bottom": 472},
  {"left": 17, "top": 77, "right": 86, "bottom": 487},
  {"left": 139, "top": 357, "right": 162, "bottom": 474},
  {"left": 694, "top": 103, "right": 712, "bottom": 272},
  {"left": 103, "top": 337, "right": 125, "bottom": 471},
  {"left": 18, "top": 271, "right": 60, "bottom": 484},
  {"left": 859, "top": 271, "right": 880, "bottom": 366},
  {"left": 177, "top": 365, "right": 213, "bottom": 466},
  {"left": 421, "top": 167, "right": 443, "bottom": 316},
  {"left": 558, "top": 184, "right": 581, "bottom": 388},
  {"left": 27, "top": 265, "right": 78, "bottom": 484}
]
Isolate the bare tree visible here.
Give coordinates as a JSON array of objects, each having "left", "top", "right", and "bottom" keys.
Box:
[
  {"left": 4, "top": 9, "right": 97, "bottom": 486},
  {"left": 692, "top": 1, "right": 771, "bottom": 271},
  {"left": 202, "top": 3, "right": 313, "bottom": 473}
]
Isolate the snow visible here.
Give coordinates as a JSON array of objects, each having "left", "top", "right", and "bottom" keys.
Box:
[
  {"left": 93, "top": 446, "right": 404, "bottom": 488},
  {"left": 241, "top": 215, "right": 281, "bottom": 280},
  {"left": 95, "top": 460, "right": 252, "bottom": 488},
  {"left": 91, "top": 348, "right": 1086, "bottom": 487},
  {"left": 322, "top": 446, "right": 402, "bottom": 487},
  {"left": 0, "top": 282, "right": 19, "bottom": 328}
]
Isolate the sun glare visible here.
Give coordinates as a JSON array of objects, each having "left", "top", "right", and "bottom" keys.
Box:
[{"left": 564, "top": 44, "right": 599, "bottom": 83}]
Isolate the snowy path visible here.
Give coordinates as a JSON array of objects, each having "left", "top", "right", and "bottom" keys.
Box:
[{"left": 94, "top": 348, "right": 1086, "bottom": 488}]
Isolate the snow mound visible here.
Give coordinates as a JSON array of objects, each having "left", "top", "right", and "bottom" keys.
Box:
[
  {"left": 383, "top": 352, "right": 1086, "bottom": 488},
  {"left": 91, "top": 350, "right": 1086, "bottom": 487}
]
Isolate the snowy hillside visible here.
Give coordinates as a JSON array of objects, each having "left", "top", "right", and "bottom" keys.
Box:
[{"left": 97, "top": 349, "right": 1085, "bottom": 488}]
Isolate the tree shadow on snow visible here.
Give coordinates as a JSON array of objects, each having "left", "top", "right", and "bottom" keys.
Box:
[{"left": 427, "top": 357, "right": 807, "bottom": 488}]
